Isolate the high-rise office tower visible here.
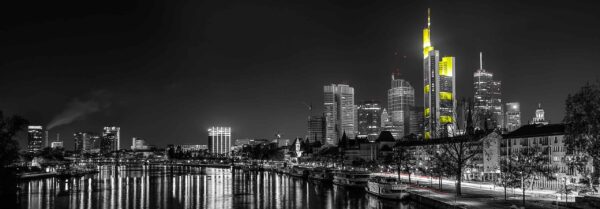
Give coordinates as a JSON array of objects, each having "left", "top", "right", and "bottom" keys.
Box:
[
  {"left": 323, "top": 84, "right": 356, "bottom": 145},
  {"left": 307, "top": 115, "right": 325, "bottom": 144},
  {"left": 74, "top": 132, "right": 95, "bottom": 153},
  {"left": 532, "top": 103, "right": 548, "bottom": 125},
  {"left": 101, "top": 126, "right": 120, "bottom": 153},
  {"left": 357, "top": 101, "right": 382, "bottom": 141},
  {"left": 208, "top": 126, "right": 232, "bottom": 154},
  {"left": 504, "top": 102, "right": 521, "bottom": 132},
  {"left": 423, "top": 9, "right": 456, "bottom": 139},
  {"left": 413, "top": 106, "right": 424, "bottom": 137},
  {"left": 27, "top": 126, "right": 44, "bottom": 152},
  {"left": 388, "top": 73, "right": 416, "bottom": 138},
  {"left": 474, "top": 52, "right": 502, "bottom": 130}
]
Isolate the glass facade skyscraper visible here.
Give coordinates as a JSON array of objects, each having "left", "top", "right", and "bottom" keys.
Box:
[
  {"left": 388, "top": 73, "right": 416, "bottom": 139},
  {"left": 357, "top": 101, "right": 382, "bottom": 141},
  {"left": 423, "top": 9, "right": 456, "bottom": 139},
  {"left": 504, "top": 102, "right": 521, "bottom": 132},
  {"left": 27, "top": 125, "right": 44, "bottom": 152},
  {"left": 307, "top": 115, "right": 325, "bottom": 144},
  {"left": 101, "top": 126, "right": 120, "bottom": 153},
  {"left": 208, "top": 126, "right": 232, "bottom": 155},
  {"left": 74, "top": 132, "right": 95, "bottom": 153},
  {"left": 323, "top": 84, "right": 356, "bottom": 145},
  {"left": 474, "top": 52, "right": 502, "bottom": 130}
]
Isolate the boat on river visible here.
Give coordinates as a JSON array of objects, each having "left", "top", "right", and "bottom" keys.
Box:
[
  {"left": 332, "top": 170, "right": 370, "bottom": 188},
  {"left": 289, "top": 166, "right": 309, "bottom": 178},
  {"left": 308, "top": 167, "right": 333, "bottom": 183},
  {"left": 365, "top": 176, "right": 409, "bottom": 200}
]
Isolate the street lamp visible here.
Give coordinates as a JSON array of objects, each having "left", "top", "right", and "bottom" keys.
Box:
[{"left": 562, "top": 177, "right": 567, "bottom": 207}]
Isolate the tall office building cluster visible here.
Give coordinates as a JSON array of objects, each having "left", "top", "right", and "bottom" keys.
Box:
[
  {"left": 423, "top": 9, "right": 457, "bottom": 139},
  {"left": 323, "top": 84, "right": 356, "bottom": 145},
  {"left": 208, "top": 126, "right": 232, "bottom": 155},
  {"left": 473, "top": 52, "right": 502, "bottom": 130},
  {"left": 306, "top": 9, "right": 529, "bottom": 142},
  {"left": 72, "top": 127, "right": 118, "bottom": 154},
  {"left": 74, "top": 132, "right": 101, "bottom": 153},
  {"left": 27, "top": 125, "right": 64, "bottom": 152}
]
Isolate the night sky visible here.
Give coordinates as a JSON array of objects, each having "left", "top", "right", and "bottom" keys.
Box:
[{"left": 2, "top": 0, "right": 599, "bottom": 148}]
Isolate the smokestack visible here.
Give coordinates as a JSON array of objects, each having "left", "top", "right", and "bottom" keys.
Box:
[{"left": 56, "top": 133, "right": 60, "bottom": 142}]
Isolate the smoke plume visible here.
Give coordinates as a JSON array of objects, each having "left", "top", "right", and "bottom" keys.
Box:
[{"left": 47, "top": 90, "right": 111, "bottom": 130}]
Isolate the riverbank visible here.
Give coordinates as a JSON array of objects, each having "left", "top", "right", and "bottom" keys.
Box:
[{"left": 18, "top": 172, "right": 57, "bottom": 180}]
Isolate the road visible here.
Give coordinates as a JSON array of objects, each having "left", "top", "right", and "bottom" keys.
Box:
[{"left": 375, "top": 172, "right": 574, "bottom": 209}]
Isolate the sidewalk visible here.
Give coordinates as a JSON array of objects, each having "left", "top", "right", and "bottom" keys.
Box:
[{"left": 376, "top": 172, "right": 575, "bottom": 209}]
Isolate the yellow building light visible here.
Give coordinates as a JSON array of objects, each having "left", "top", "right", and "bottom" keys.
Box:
[
  {"left": 423, "top": 28, "right": 431, "bottom": 48},
  {"left": 424, "top": 84, "right": 430, "bottom": 94},
  {"left": 440, "top": 116, "right": 454, "bottom": 124},
  {"left": 424, "top": 108, "right": 430, "bottom": 117},
  {"left": 423, "top": 46, "right": 434, "bottom": 58},
  {"left": 423, "top": 28, "right": 434, "bottom": 58},
  {"left": 440, "top": 92, "right": 452, "bottom": 101},
  {"left": 425, "top": 131, "right": 431, "bottom": 140},
  {"left": 439, "top": 57, "right": 454, "bottom": 76}
]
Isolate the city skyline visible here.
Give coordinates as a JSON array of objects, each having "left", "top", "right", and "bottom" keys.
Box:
[{"left": 3, "top": 1, "right": 598, "bottom": 148}]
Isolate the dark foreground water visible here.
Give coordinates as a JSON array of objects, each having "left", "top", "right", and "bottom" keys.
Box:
[{"left": 19, "top": 167, "right": 429, "bottom": 209}]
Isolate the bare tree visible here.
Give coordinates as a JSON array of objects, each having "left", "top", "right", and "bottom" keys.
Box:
[
  {"left": 393, "top": 144, "right": 416, "bottom": 184},
  {"left": 423, "top": 144, "right": 448, "bottom": 190},
  {"left": 497, "top": 155, "right": 518, "bottom": 200},
  {"left": 505, "top": 145, "right": 556, "bottom": 206},
  {"left": 435, "top": 134, "right": 482, "bottom": 196}
]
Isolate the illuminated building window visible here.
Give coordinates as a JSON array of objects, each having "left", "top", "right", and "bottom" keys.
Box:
[
  {"left": 439, "top": 92, "right": 452, "bottom": 101},
  {"left": 424, "top": 108, "right": 430, "bottom": 117},
  {"left": 440, "top": 116, "right": 453, "bottom": 124},
  {"left": 439, "top": 57, "right": 453, "bottom": 76}
]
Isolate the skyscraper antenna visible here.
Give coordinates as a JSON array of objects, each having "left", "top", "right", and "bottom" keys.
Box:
[
  {"left": 427, "top": 8, "right": 431, "bottom": 27},
  {"left": 479, "top": 52, "right": 483, "bottom": 70}
]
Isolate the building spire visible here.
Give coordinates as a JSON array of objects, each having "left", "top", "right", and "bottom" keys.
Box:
[
  {"left": 423, "top": 8, "right": 433, "bottom": 58},
  {"left": 479, "top": 52, "right": 483, "bottom": 70},
  {"left": 427, "top": 8, "right": 431, "bottom": 27}
]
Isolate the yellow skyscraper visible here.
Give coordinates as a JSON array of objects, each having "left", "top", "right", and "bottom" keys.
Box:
[{"left": 423, "top": 9, "right": 456, "bottom": 139}]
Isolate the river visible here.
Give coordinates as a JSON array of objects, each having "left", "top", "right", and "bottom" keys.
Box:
[{"left": 18, "top": 167, "right": 430, "bottom": 209}]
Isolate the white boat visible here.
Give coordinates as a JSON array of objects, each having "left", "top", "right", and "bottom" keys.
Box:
[
  {"left": 365, "top": 176, "right": 409, "bottom": 200},
  {"left": 332, "top": 171, "right": 370, "bottom": 188}
]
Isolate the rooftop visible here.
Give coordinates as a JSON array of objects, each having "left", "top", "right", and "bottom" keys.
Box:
[{"left": 503, "top": 123, "right": 565, "bottom": 139}]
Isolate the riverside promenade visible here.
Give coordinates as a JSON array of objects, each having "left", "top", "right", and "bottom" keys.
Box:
[{"left": 383, "top": 173, "right": 577, "bottom": 209}]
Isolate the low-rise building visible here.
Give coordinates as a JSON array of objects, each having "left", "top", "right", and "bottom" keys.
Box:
[
  {"left": 500, "top": 123, "right": 585, "bottom": 190},
  {"left": 131, "top": 137, "right": 150, "bottom": 150},
  {"left": 50, "top": 141, "right": 64, "bottom": 149},
  {"left": 179, "top": 144, "right": 208, "bottom": 152}
]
